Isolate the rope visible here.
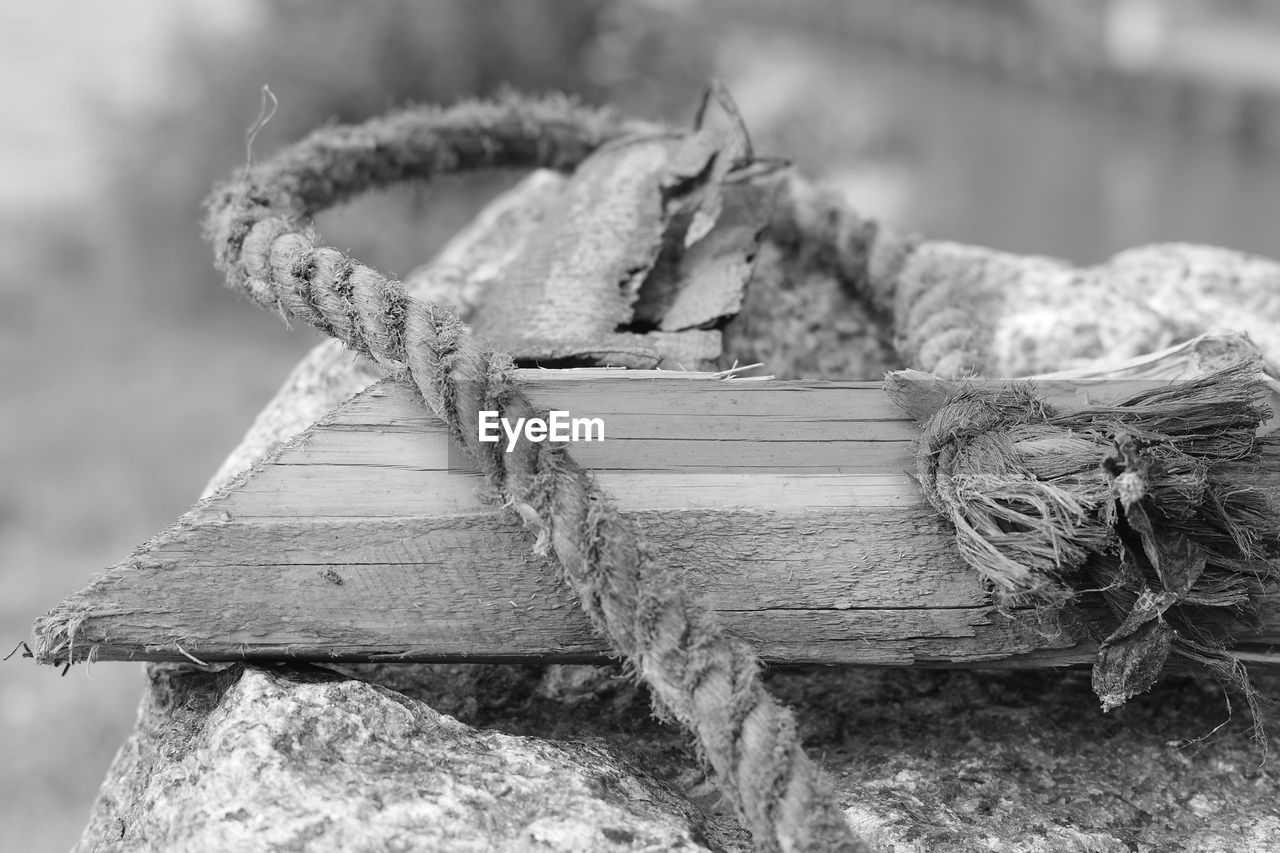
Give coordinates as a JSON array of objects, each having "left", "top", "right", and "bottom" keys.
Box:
[
  {"left": 768, "top": 179, "right": 1011, "bottom": 378},
  {"left": 885, "top": 366, "right": 1279, "bottom": 725},
  {"left": 777, "top": 173, "right": 1279, "bottom": 722},
  {"left": 204, "top": 95, "right": 866, "bottom": 853}
]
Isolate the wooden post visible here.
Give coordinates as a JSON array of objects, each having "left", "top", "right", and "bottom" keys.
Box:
[{"left": 32, "top": 341, "right": 1280, "bottom": 668}]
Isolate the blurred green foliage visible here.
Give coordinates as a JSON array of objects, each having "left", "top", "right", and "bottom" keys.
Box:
[{"left": 101, "top": 0, "right": 709, "bottom": 310}]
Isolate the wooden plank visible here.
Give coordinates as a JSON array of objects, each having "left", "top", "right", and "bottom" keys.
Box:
[{"left": 33, "top": 367, "right": 1280, "bottom": 667}]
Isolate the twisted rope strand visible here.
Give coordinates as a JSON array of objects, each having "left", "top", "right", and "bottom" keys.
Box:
[{"left": 204, "top": 96, "right": 865, "bottom": 853}]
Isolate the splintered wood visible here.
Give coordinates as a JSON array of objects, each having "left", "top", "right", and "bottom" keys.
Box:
[{"left": 33, "top": 365, "right": 1280, "bottom": 667}]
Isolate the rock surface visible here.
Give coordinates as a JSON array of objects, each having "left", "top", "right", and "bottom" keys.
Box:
[
  {"left": 357, "top": 662, "right": 1280, "bottom": 852},
  {"left": 893, "top": 239, "right": 1280, "bottom": 378},
  {"left": 77, "top": 660, "right": 1280, "bottom": 852},
  {"left": 77, "top": 665, "right": 718, "bottom": 853}
]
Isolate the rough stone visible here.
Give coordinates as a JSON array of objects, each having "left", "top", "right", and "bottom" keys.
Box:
[
  {"left": 893, "top": 239, "right": 1280, "bottom": 377},
  {"left": 325, "top": 661, "right": 1280, "bottom": 853},
  {"left": 76, "top": 665, "right": 718, "bottom": 853},
  {"left": 768, "top": 665, "right": 1280, "bottom": 853},
  {"left": 722, "top": 241, "right": 900, "bottom": 381},
  {"left": 82, "top": 660, "right": 1278, "bottom": 852}
]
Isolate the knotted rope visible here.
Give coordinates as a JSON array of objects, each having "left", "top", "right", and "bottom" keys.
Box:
[
  {"left": 775, "top": 170, "right": 1279, "bottom": 720},
  {"left": 886, "top": 367, "right": 1280, "bottom": 720},
  {"left": 204, "top": 96, "right": 865, "bottom": 853}
]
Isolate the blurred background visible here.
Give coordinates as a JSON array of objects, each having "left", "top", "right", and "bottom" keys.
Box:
[{"left": 4, "top": 1, "right": 1280, "bottom": 850}]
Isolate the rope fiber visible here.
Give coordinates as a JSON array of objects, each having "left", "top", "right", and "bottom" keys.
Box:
[
  {"left": 204, "top": 95, "right": 867, "bottom": 853},
  {"left": 885, "top": 366, "right": 1280, "bottom": 729}
]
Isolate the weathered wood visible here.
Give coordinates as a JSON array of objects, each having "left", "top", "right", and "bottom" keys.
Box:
[{"left": 33, "top": 356, "right": 1280, "bottom": 667}]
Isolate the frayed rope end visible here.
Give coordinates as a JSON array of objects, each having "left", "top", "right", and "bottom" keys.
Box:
[{"left": 888, "top": 364, "right": 1280, "bottom": 725}]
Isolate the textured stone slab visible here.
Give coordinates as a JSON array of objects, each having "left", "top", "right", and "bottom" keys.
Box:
[{"left": 76, "top": 665, "right": 717, "bottom": 853}]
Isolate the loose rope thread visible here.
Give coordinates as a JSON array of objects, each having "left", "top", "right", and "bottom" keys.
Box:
[{"left": 204, "top": 95, "right": 866, "bottom": 853}]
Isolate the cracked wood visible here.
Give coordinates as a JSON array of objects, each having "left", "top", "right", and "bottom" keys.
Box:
[{"left": 34, "top": 370, "right": 1280, "bottom": 667}]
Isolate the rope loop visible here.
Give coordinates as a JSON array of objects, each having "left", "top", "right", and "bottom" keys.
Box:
[{"left": 205, "top": 95, "right": 868, "bottom": 853}]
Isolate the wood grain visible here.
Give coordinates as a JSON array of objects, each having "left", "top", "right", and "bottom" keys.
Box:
[{"left": 33, "top": 368, "right": 1280, "bottom": 667}]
